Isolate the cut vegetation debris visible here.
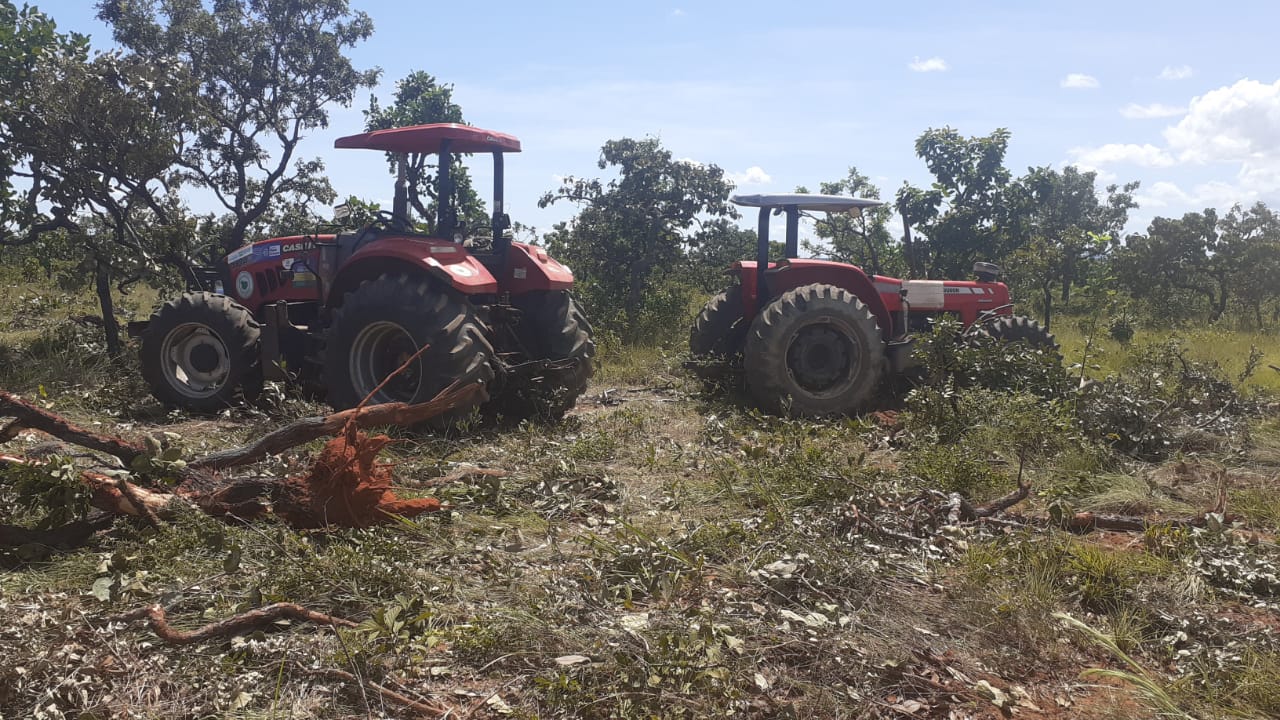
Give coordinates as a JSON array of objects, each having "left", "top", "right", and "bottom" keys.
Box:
[{"left": 1, "top": 308, "right": 1279, "bottom": 719}]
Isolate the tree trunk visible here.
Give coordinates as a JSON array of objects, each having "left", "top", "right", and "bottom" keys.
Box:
[
  {"left": 94, "top": 256, "right": 122, "bottom": 357},
  {"left": 898, "top": 200, "right": 922, "bottom": 278},
  {"left": 1060, "top": 255, "right": 1074, "bottom": 306},
  {"left": 1209, "top": 275, "right": 1229, "bottom": 322},
  {"left": 1042, "top": 285, "right": 1053, "bottom": 331}
]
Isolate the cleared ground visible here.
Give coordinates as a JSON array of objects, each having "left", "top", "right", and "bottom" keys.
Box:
[{"left": 1, "top": 282, "right": 1278, "bottom": 719}]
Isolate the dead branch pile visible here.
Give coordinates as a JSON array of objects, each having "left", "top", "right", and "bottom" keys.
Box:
[{"left": 0, "top": 382, "right": 486, "bottom": 544}]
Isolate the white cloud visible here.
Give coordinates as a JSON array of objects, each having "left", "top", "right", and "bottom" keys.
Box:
[
  {"left": 908, "top": 56, "right": 949, "bottom": 73},
  {"left": 1134, "top": 180, "right": 1189, "bottom": 209},
  {"left": 1068, "top": 143, "right": 1174, "bottom": 169},
  {"left": 1135, "top": 179, "right": 1255, "bottom": 212},
  {"left": 676, "top": 157, "right": 705, "bottom": 168},
  {"left": 670, "top": 8, "right": 686, "bottom": 17},
  {"left": 727, "top": 166, "right": 771, "bottom": 185},
  {"left": 1070, "top": 78, "right": 1280, "bottom": 224},
  {"left": 1061, "top": 73, "right": 1100, "bottom": 89},
  {"left": 1120, "top": 102, "right": 1187, "bottom": 119},
  {"left": 1159, "top": 65, "right": 1193, "bottom": 81},
  {"left": 1163, "top": 78, "right": 1280, "bottom": 165}
]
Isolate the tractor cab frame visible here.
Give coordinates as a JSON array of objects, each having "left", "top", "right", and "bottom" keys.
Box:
[
  {"left": 734, "top": 193, "right": 887, "bottom": 313},
  {"left": 333, "top": 124, "right": 520, "bottom": 264}
]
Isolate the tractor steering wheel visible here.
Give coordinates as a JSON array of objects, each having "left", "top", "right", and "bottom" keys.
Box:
[{"left": 370, "top": 209, "right": 414, "bottom": 232}]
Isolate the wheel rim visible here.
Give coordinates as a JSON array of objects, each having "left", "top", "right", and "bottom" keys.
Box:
[
  {"left": 160, "top": 323, "right": 232, "bottom": 399},
  {"left": 349, "top": 321, "right": 422, "bottom": 403},
  {"left": 786, "top": 321, "right": 857, "bottom": 395}
]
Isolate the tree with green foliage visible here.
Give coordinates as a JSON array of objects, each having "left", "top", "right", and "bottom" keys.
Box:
[
  {"left": 0, "top": 1, "right": 88, "bottom": 245},
  {"left": 798, "top": 167, "right": 903, "bottom": 277},
  {"left": 896, "top": 127, "right": 1013, "bottom": 279},
  {"left": 541, "top": 139, "right": 737, "bottom": 338},
  {"left": 97, "top": 0, "right": 379, "bottom": 254},
  {"left": 683, "top": 217, "right": 760, "bottom": 292},
  {"left": 1215, "top": 202, "right": 1280, "bottom": 327},
  {"left": 1, "top": 7, "right": 199, "bottom": 355},
  {"left": 1114, "top": 210, "right": 1231, "bottom": 322},
  {"left": 1004, "top": 166, "right": 1138, "bottom": 328},
  {"left": 363, "top": 71, "right": 488, "bottom": 236}
]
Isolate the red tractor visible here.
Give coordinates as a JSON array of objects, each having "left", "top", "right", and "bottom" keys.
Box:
[
  {"left": 689, "top": 193, "right": 1054, "bottom": 417},
  {"left": 134, "top": 124, "right": 594, "bottom": 421}
]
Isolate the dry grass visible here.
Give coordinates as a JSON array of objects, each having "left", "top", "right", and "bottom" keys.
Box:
[{"left": 1053, "top": 320, "right": 1280, "bottom": 394}]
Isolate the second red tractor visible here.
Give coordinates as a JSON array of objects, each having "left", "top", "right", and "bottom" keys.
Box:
[{"left": 690, "top": 193, "right": 1054, "bottom": 417}]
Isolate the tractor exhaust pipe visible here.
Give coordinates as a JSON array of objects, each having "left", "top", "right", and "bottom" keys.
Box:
[{"left": 392, "top": 153, "right": 411, "bottom": 228}]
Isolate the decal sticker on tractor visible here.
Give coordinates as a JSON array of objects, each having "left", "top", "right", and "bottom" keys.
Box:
[
  {"left": 281, "top": 240, "right": 315, "bottom": 253},
  {"left": 902, "top": 280, "right": 946, "bottom": 309},
  {"left": 227, "top": 245, "right": 253, "bottom": 265},
  {"left": 448, "top": 263, "right": 476, "bottom": 277},
  {"left": 290, "top": 261, "right": 317, "bottom": 288},
  {"left": 235, "top": 270, "right": 254, "bottom": 299}
]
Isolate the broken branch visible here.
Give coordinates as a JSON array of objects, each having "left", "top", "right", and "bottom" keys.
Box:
[
  {"left": 126, "top": 602, "right": 356, "bottom": 645},
  {"left": 189, "top": 381, "right": 485, "bottom": 471},
  {"left": 0, "top": 515, "right": 114, "bottom": 551},
  {"left": 0, "top": 390, "right": 144, "bottom": 466},
  {"left": 303, "top": 666, "right": 451, "bottom": 717}
]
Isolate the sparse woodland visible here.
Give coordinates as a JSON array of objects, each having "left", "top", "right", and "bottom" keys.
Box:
[{"left": 2, "top": 1, "right": 1280, "bottom": 719}]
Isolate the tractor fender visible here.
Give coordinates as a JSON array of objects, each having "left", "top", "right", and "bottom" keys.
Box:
[
  {"left": 327, "top": 237, "right": 498, "bottom": 305},
  {"left": 501, "top": 242, "right": 575, "bottom": 293},
  {"left": 760, "top": 259, "right": 895, "bottom": 340}
]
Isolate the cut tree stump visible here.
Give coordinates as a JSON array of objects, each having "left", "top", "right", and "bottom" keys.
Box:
[{"left": 0, "top": 382, "right": 485, "bottom": 536}]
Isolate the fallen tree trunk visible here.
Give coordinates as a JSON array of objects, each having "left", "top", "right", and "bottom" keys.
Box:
[
  {"left": 189, "top": 382, "right": 484, "bottom": 471},
  {"left": 0, "top": 390, "right": 144, "bottom": 466},
  {"left": 0, "top": 454, "right": 176, "bottom": 520},
  {"left": 0, "top": 381, "right": 482, "bottom": 537},
  {"left": 1058, "top": 510, "right": 1242, "bottom": 533},
  {"left": 0, "top": 515, "right": 114, "bottom": 552}
]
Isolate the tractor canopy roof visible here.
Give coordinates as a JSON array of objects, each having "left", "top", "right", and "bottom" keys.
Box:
[
  {"left": 334, "top": 123, "right": 522, "bottom": 155},
  {"left": 731, "top": 193, "right": 884, "bottom": 213}
]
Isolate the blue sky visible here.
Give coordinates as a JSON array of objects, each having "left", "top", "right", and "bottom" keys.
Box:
[{"left": 44, "top": 0, "right": 1280, "bottom": 237}]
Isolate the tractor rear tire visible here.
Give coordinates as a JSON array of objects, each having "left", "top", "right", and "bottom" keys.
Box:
[
  {"left": 980, "top": 315, "right": 1060, "bottom": 355},
  {"left": 744, "top": 283, "right": 884, "bottom": 417},
  {"left": 688, "top": 285, "right": 749, "bottom": 383},
  {"left": 325, "top": 275, "right": 494, "bottom": 426},
  {"left": 140, "top": 292, "right": 261, "bottom": 413},
  {"left": 495, "top": 290, "right": 596, "bottom": 421}
]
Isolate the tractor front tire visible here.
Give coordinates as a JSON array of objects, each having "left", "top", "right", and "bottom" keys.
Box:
[
  {"left": 744, "top": 283, "right": 885, "bottom": 417},
  {"left": 140, "top": 292, "right": 261, "bottom": 413},
  {"left": 980, "top": 315, "right": 1060, "bottom": 355},
  {"left": 325, "top": 275, "right": 494, "bottom": 425},
  {"left": 495, "top": 290, "right": 596, "bottom": 421},
  {"left": 688, "top": 285, "right": 749, "bottom": 383}
]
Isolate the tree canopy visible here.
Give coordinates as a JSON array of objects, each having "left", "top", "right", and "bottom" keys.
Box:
[
  {"left": 541, "top": 137, "right": 737, "bottom": 339},
  {"left": 97, "top": 0, "right": 379, "bottom": 253},
  {"left": 897, "top": 127, "right": 1013, "bottom": 278},
  {"left": 363, "top": 71, "right": 488, "bottom": 235},
  {"left": 800, "top": 167, "right": 903, "bottom": 277}
]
